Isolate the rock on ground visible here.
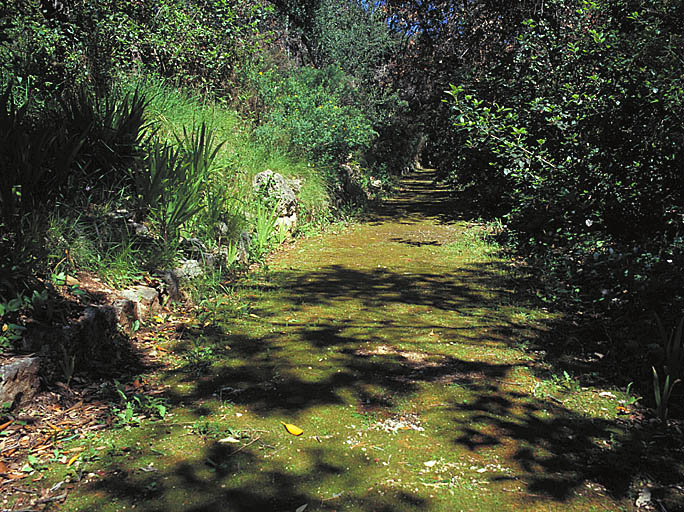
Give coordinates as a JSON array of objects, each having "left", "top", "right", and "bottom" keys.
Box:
[
  {"left": 0, "top": 356, "right": 40, "bottom": 407},
  {"left": 252, "top": 169, "right": 299, "bottom": 231}
]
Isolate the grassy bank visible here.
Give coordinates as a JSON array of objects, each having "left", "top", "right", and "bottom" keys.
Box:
[{"left": 2, "top": 73, "right": 332, "bottom": 291}]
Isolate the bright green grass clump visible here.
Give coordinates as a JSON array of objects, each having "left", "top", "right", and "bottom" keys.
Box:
[
  {"left": 43, "top": 76, "right": 332, "bottom": 285},
  {"left": 127, "top": 76, "right": 330, "bottom": 227}
]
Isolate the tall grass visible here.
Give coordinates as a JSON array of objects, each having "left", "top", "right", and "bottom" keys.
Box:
[
  {"left": 124, "top": 76, "right": 330, "bottom": 228},
  {"left": 3, "top": 73, "right": 332, "bottom": 306}
]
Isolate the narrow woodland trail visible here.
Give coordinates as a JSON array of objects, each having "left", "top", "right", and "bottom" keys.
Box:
[{"left": 62, "top": 170, "right": 638, "bottom": 511}]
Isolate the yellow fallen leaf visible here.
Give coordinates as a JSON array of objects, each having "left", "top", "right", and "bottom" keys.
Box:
[
  {"left": 281, "top": 421, "right": 303, "bottom": 436},
  {"left": 66, "top": 453, "right": 80, "bottom": 467}
]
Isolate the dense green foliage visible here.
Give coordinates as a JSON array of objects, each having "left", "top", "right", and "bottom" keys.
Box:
[
  {"left": 398, "top": 0, "right": 684, "bottom": 415},
  {"left": 266, "top": 0, "right": 413, "bottom": 174},
  {"left": 440, "top": 1, "right": 684, "bottom": 316},
  {"left": 1, "top": 0, "right": 269, "bottom": 94},
  {"left": 255, "top": 65, "right": 376, "bottom": 169},
  {"left": 0, "top": 1, "right": 334, "bottom": 305}
]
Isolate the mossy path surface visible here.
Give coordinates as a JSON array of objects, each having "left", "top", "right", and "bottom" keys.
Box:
[{"left": 50, "top": 170, "right": 635, "bottom": 511}]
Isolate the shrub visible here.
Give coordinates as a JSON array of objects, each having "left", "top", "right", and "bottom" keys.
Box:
[
  {"left": 0, "top": 0, "right": 270, "bottom": 96},
  {"left": 138, "top": 124, "right": 224, "bottom": 243},
  {"left": 60, "top": 86, "right": 150, "bottom": 189},
  {"left": 254, "top": 65, "right": 376, "bottom": 173},
  {"left": 442, "top": 0, "right": 684, "bottom": 317}
]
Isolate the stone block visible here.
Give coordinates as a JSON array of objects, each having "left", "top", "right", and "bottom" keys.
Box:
[
  {"left": 120, "top": 286, "right": 160, "bottom": 317},
  {"left": 0, "top": 356, "right": 40, "bottom": 408}
]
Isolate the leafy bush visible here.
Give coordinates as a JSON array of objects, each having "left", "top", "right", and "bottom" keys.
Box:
[
  {"left": 254, "top": 65, "right": 376, "bottom": 173},
  {"left": 0, "top": 80, "right": 151, "bottom": 252},
  {"left": 442, "top": 0, "right": 684, "bottom": 317},
  {"left": 1, "top": 0, "right": 270, "bottom": 96}
]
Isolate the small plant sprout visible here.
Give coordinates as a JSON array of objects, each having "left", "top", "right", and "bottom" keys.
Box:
[
  {"left": 625, "top": 382, "right": 640, "bottom": 405},
  {"left": 251, "top": 200, "right": 280, "bottom": 262},
  {"left": 654, "top": 314, "right": 684, "bottom": 381},
  {"left": 652, "top": 366, "right": 680, "bottom": 422},
  {"left": 651, "top": 314, "right": 684, "bottom": 420},
  {"left": 111, "top": 380, "right": 168, "bottom": 428}
]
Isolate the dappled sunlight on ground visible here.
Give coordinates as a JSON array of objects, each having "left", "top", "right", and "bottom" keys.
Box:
[{"left": 51, "top": 170, "right": 683, "bottom": 511}]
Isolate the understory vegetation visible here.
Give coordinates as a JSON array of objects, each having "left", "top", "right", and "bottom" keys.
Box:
[
  {"left": 423, "top": 0, "right": 684, "bottom": 419},
  {"left": 0, "top": 0, "right": 397, "bottom": 354}
]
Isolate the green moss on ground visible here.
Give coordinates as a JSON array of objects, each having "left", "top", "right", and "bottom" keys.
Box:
[{"left": 34, "top": 170, "right": 647, "bottom": 511}]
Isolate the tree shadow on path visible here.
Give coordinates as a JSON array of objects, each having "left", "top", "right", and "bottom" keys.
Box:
[{"left": 78, "top": 169, "right": 683, "bottom": 511}]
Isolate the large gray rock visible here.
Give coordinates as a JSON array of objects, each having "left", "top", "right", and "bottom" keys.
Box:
[
  {"left": 0, "top": 356, "right": 40, "bottom": 408},
  {"left": 120, "top": 285, "right": 160, "bottom": 318},
  {"left": 252, "top": 170, "right": 299, "bottom": 231},
  {"left": 174, "top": 259, "right": 204, "bottom": 281}
]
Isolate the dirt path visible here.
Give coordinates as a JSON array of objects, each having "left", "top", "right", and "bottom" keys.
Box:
[{"left": 41, "top": 170, "right": 640, "bottom": 511}]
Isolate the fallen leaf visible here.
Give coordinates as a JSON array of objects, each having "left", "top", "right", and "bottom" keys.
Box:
[
  {"left": 295, "top": 505, "right": 308, "bottom": 512},
  {"left": 599, "top": 391, "right": 616, "bottom": 399},
  {"left": 0, "top": 461, "right": 8, "bottom": 473},
  {"left": 281, "top": 422, "right": 304, "bottom": 436},
  {"left": 65, "top": 400, "right": 84, "bottom": 412},
  {"left": 66, "top": 453, "right": 80, "bottom": 467},
  {"left": 424, "top": 460, "right": 437, "bottom": 467}
]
